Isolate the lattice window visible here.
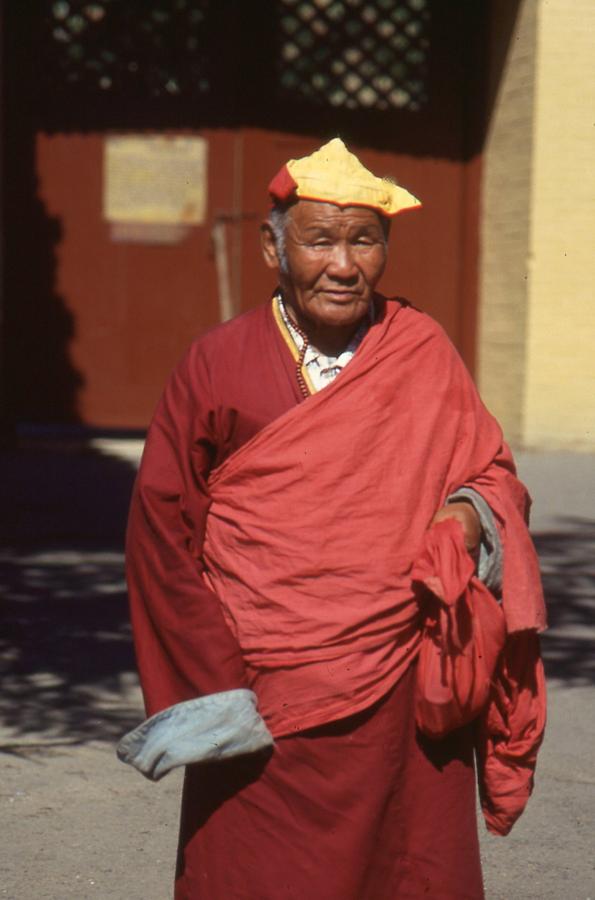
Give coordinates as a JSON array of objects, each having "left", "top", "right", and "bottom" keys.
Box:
[
  {"left": 277, "top": 0, "right": 430, "bottom": 111},
  {"left": 46, "top": 0, "right": 210, "bottom": 97}
]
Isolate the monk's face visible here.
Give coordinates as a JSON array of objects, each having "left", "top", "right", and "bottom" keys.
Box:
[{"left": 264, "top": 200, "right": 387, "bottom": 337}]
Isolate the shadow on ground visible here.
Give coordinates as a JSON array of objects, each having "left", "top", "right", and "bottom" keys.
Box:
[
  {"left": 533, "top": 518, "right": 595, "bottom": 685},
  {"left": 1, "top": 445, "right": 594, "bottom": 749},
  {"left": 0, "top": 444, "right": 140, "bottom": 747}
]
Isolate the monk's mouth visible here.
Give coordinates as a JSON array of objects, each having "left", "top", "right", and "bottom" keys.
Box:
[{"left": 320, "top": 290, "right": 362, "bottom": 302}]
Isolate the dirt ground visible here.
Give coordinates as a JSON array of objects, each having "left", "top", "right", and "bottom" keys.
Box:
[{"left": 1, "top": 443, "right": 594, "bottom": 899}]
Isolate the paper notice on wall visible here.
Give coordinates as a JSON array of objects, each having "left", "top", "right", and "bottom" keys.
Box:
[{"left": 104, "top": 136, "right": 208, "bottom": 227}]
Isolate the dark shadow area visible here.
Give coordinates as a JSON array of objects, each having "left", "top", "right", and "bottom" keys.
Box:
[
  {"left": 2, "top": 8, "right": 84, "bottom": 432},
  {"left": 1, "top": 115, "right": 84, "bottom": 429},
  {"left": 0, "top": 443, "right": 140, "bottom": 745},
  {"left": 532, "top": 518, "right": 595, "bottom": 685}
]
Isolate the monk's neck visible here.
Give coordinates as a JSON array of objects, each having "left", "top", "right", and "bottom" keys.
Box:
[{"left": 283, "top": 302, "right": 367, "bottom": 357}]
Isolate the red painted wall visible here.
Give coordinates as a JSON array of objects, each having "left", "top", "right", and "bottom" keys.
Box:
[{"left": 35, "top": 128, "right": 478, "bottom": 427}]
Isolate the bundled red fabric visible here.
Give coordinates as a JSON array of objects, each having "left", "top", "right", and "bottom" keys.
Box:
[
  {"left": 412, "top": 518, "right": 507, "bottom": 739},
  {"left": 477, "top": 631, "right": 546, "bottom": 835},
  {"left": 411, "top": 518, "right": 546, "bottom": 835}
]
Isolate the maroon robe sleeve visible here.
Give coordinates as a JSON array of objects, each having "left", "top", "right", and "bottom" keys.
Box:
[{"left": 126, "top": 342, "right": 249, "bottom": 718}]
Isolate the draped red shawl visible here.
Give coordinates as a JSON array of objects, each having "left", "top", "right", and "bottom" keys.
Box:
[{"left": 203, "top": 300, "right": 546, "bottom": 742}]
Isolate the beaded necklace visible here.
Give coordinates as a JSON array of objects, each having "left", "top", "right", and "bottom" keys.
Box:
[
  {"left": 293, "top": 319, "right": 313, "bottom": 399},
  {"left": 276, "top": 292, "right": 372, "bottom": 399}
]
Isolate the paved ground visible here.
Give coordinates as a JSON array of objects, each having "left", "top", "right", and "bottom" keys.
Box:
[{"left": 1, "top": 440, "right": 594, "bottom": 899}]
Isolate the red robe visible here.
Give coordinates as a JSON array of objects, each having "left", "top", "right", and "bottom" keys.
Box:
[{"left": 126, "top": 296, "right": 543, "bottom": 899}]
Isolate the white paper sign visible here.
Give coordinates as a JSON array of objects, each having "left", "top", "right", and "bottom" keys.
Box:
[{"left": 104, "top": 135, "right": 208, "bottom": 226}]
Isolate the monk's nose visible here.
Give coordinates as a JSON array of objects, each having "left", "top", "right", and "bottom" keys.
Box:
[{"left": 326, "top": 243, "right": 358, "bottom": 280}]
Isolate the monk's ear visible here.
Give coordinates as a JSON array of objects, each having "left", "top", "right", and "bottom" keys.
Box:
[{"left": 260, "top": 221, "right": 280, "bottom": 270}]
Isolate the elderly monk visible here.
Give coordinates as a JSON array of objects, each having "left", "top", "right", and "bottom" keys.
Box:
[{"left": 118, "top": 139, "right": 546, "bottom": 900}]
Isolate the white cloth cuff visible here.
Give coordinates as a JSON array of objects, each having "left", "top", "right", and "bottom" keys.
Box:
[
  {"left": 446, "top": 487, "right": 503, "bottom": 593},
  {"left": 117, "top": 688, "right": 274, "bottom": 781}
]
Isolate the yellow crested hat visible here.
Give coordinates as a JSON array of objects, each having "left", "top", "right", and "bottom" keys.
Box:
[{"left": 268, "top": 137, "right": 421, "bottom": 217}]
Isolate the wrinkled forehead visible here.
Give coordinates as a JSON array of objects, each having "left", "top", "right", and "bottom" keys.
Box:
[{"left": 285, "top": 199, "right": 389, "bottom": 234}]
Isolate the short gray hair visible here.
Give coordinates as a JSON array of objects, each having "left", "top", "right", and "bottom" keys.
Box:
[{"left": 268, "top": 205, "right": 290, "bottom": 275}]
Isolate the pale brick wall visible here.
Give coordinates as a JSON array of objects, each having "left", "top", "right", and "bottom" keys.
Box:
[
  {"left": 478, "top": 0, "right": 595, "bottom": 449},
  {"left": 524, "top": 0, "right": 595, "bottom": 448},
  {"left": 478, "top": 0, "right": 538, "bottom": 444}
]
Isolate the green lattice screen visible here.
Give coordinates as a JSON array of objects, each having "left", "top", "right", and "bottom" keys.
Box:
[
  {"left": 41, "top": 1, "right": 431, "bottom": 122},
  {"left": 278, "top": 0, "right": 430, "bottom": 111},
  {"left": 47, "top": 0, "right": 211, "bottom": 98}
]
